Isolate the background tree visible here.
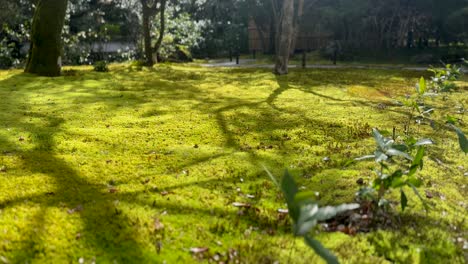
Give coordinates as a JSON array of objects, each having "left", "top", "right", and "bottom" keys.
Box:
[
  {"left": 25, "top": 0, "right": 68, "bottom": 76},
  {"left": 274, "top": 0, "right": 304, "bottom": 75},
  {"left": 141, "top": 0, "right": 167, "bottom": 66}
]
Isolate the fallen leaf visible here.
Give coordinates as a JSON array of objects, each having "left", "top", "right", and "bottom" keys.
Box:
[
  {"left": 189, "top": 247, "right": 209, "bottom": 254},
  {"left": 142, "top": 178, "right": 150, "bottom": 184},
  {"left": 425, "top": 190, "right": 434, "bottom": 199},
  {"left": 212, "top": 253, "right": 221, "bottom": 261},
  {"left": 0, "top": 256, "right": 9, "bottom": 264},
  {"left": 154, "top": 218, "right": 164, "bottom": 231},
  {"left": 277, "top": 209, "right": 289, "bottom": 214},
  {"left": 67, "top": 205, "right": 83, "bottom": 214},
  {"left": 232, "top": 202, "right": 251, "bottom": 208}
]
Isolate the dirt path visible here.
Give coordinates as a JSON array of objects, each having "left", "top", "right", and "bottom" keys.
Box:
[{"left": 199, "top": 59, "right": 467, "bottom": 72}]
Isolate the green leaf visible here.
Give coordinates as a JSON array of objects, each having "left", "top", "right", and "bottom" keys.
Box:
[
  {"left": 314, "top": 203, "right": 360, "bottom": 222},
  {"left": 392, "top": 144, "right": 409, "bottom": 152},
  {"left": 401, "top": 189, "right": 408, "bottom": 211},
  {"left": 391, "top": 177, "right": 406, "bottom": 188},
  {"left": 372, "top": 128, "right": 386, "bottom": 149},
  {"left": 408, "top": 182, "right": 429, "bottom": 212},
  {"left": 281, "top": 170, "right": 300, "bottom": 222},
  {"left": 296, "top": 203, "right": 319, "bottom": 235},
  {"left": 374, "top": 151, "right": 388, "bottom": 163},
  {"left": 409, "top": 146, "right": 425, "bottom": 176},
  {"left": 294, "top": 191, "right": 317, "bottom": 204},
  {"left": 414, "top": 139, "right": 433, "bottom": 146},
  {"left": 304, "top": 235, "right": 339, "bottom": 264},
  {"left": 295, "top": 203, "right": 359, "bottom": 236},
  {"left": 263, "top": 166, "right": 279, "bottom": 187},
  {"left": 452, "top": 125, "right": 468, "bottom": 153},
  {"left": 386, "top": 148, "right": 412, "bottom": 160},
  {"left": 418, "top": 77, "right": 426, "bottom": 95},
  {"left": 407, "top": 176, "right": 423, "bottom": 188},
  {"left": 355, "top": 155, "right": 375, "bottom": 161}
]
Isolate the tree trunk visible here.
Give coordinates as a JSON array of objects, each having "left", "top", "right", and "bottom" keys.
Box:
[
  {"left": 25, "top": 0, "right": 68, "bottom": 77},
  {"left": 152, "top": 0, "right": 167, "bottom": 63},
  {"left": 290, "top": 0, "right": 304, "bottom": 55},
  {"left": 274, "top": 0, "right": 295, "bottom": 75},
  {"left": 142, "top": 5, "right": 154, "bottom": 66}
]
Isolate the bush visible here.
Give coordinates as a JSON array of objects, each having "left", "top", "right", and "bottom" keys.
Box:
[
  {"left": 0, "top": 56, "right": 13, "bottom": 69},
  {"left": 172, "top": 45, "right": 193, "bottom": 62},
  {"left": 93, "top": 61, "right": 109, "bottom": 72}
]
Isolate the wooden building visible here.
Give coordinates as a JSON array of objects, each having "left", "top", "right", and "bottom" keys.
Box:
[{"left": 248, "top": 18, "right": 332, "bottom": 53}]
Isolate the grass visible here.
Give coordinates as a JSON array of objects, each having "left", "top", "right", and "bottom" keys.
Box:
[{"left": 0, "top": 63, "right": 467, "bottom": 263}]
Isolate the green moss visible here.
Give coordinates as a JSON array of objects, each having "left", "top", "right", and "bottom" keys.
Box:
[{"left": 0, "top": 64, "right": 466, "bottom": 263}]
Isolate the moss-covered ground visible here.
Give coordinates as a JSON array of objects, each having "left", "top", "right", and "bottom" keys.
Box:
[{"left": 0, "top": 64, "right": 466, "bottom": 263}]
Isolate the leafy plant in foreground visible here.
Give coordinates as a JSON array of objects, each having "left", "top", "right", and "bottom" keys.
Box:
[
  {"left": 356, "top": 129, "right": 432, "bottom": 212},
  {"left": 265, "top": 168, "right": 359, "bottom": 264}
]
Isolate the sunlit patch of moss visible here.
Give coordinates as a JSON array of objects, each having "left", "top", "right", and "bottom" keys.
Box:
[{"left": 0, "top": 64, "right": 466, "bottom": 263}]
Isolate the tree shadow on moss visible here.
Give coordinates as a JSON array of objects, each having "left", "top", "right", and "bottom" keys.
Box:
[
  {"left": 0, "top": 71, "right": 295, "bottom": 262},
  {"left": 0, "top": 73, "right": 151, "bottom": 262}
]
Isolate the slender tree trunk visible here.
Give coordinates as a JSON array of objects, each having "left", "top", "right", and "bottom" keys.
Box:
[
  {"left": 142, "top": 6, "right": 154, "bottom": 66},
  {"left": 274, "top": 0, "right": 295, "bottom": 75},
  {"left": 290, "top": 0, "right": 304, "bottom": 55},
  {"left": 25, "top": 0, "right": 68, "bottom": 77},
  {"left": 152, "top": 0, "right": 167, "bottom": 63}
]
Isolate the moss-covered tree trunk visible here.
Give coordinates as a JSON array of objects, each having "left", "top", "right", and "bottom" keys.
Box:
[{"left": 25, "top": 0, "right": 68, "bottom": 77}]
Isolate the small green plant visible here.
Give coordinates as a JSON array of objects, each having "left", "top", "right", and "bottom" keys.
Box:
[
  {"left": 93, "top": 60, "right": 109, "bottom": 72},
  {"left": 428, "top": 63, "right": 462, "bottom": 93},
  {"left": 402, "top": 63, "right": 467, "bottom": 153},
  {"left": 356, "top": 129, "right": 432, "bottom": 212},
  {"left": 265, "top": 168, "right": 359, "bottom": 264},
  {"left": 403, "top": 77, "right": 435, "bottom": 134}
]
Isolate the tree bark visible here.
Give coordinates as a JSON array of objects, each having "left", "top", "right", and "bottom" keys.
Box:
[
  {"left": 25, "top": 0, "right": 68, "bottom": 77},
  {"left": 290, "top": 0, "right": 304, "bottom": 55},
  {"left": 274, "top": 0, "right": 295, "bottom": 75},
  {"left": 141, "top": 0, "right": 166, "bottom": 66},
  {"left": 152, "top": 0, "right": 167, "bottom": 63},
  {"left": 142, "top": 4, "right": 154, "bottom": 66}
]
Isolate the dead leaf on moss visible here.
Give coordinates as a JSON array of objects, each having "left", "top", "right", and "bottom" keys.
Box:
[
  {"left": 232, "top": 202, "right": 251, "bottom": 208},
  {"left": 189, "top": 247, "right": 209, "bottom": 254},
  {"left": 153, "top": 218, "right": 164, "bottom": 231},
  {"left": 67, "top": 205, "right": 83, "bottom": 214}
]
